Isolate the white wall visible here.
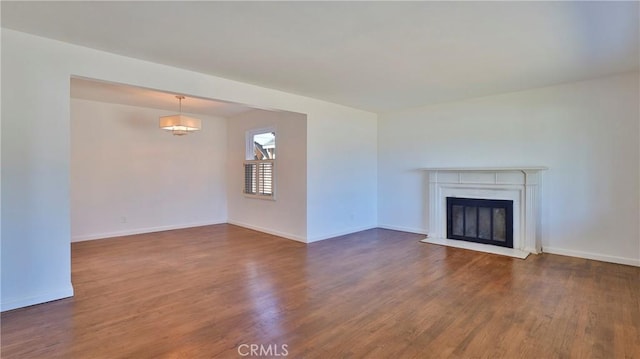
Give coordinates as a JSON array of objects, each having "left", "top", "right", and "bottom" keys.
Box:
[
  {"left": 2, "top": 34, "right": 74, "bottom": 312},
  {"left": 227, "top": 110, "right": 307, "bottom": 241},
  {"left": 1, "top": 29, "right": 377, "bottom": 311},
  {"left": 379, "top": 72, "right": 640, "bottom": 266},
  {"left": 71, "top": 99, "right": 227, "bottom": 242},
  {"left": 307, "top": 111, "right": 378, "bottom": 241}
]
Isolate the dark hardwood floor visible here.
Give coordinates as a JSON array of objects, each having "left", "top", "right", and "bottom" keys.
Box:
[{"left": 1, "top": 224, "right": 639, "bottom": 358}]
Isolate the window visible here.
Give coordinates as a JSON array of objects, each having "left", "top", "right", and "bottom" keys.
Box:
[{"left": 244, "top": 129, "right": 275, "bottom": 198}]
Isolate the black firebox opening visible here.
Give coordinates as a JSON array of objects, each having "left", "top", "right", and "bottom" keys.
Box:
[{"left": 446, "top": 197, "right": 513, "bottom": 248}]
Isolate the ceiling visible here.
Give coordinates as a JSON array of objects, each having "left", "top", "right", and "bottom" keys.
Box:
[
  {"left": 3, "top": 1, "right": 639, "bottom": 112},
  {"left": 70, "top": 78, "right": 254, "bottom": 118}
]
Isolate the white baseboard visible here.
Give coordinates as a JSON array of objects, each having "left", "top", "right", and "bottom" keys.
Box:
[
  {"left": 1, "top": 283, "right": 74, "bottom": 312},
  {"left": 227, "top": 220, "right": 307, "bottom": 243},
  {"left": 377, "top": 224, "right": 428, "bottom": 235},
  {"left": 543, "top": 246, "right": 640, "bottom": 267},
  {"left": 71, "top": 220, "right": 227, "bottom": 242},
  {"left": 306, "top": 224, "right": 378, "bottom": 243},
  {"left": 377, "top": 224, "right": 639, "bottom": 267}
]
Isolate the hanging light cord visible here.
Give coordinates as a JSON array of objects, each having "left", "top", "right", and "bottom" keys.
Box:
[{"left": 176, "top": 95, "right": 185, "bottom": 114}]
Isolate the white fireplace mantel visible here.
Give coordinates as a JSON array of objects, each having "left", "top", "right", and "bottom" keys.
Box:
[
  {"left": 421, "top": 167, "right": 547, "bottom": 258},
  {"left": 421, "top": 166, "right": 548, "bottom": 172}
]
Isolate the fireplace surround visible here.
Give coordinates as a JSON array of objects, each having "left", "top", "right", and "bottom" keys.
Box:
[{"left": 421, "top": 167, "right": 547, "bottom": 259}]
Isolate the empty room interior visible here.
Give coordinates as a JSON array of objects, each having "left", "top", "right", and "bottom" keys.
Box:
[{"left": 1, "top": 2, "right": 639, "bottom": 358}]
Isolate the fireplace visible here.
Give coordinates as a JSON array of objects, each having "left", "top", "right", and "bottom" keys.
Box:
[
  {"left": 420, "top": 167, "right": 547, "bottom": 258},
  {"left": 447, "top": 197, "right": 513, "bottom": 248}
]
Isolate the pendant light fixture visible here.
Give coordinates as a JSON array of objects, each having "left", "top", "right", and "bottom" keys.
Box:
[{"left": 159, "top": 95, "right": 201, "bottom": 136}]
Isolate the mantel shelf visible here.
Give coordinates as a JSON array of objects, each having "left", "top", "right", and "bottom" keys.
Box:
[{"left": 421, "top": 166, "right": 548, "bottom": 172}]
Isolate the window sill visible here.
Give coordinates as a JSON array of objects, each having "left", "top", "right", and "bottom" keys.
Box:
[{"left": 243, "top": 193, "right": 276, "bottom": 201}]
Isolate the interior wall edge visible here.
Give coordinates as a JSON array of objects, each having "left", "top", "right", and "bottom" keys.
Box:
[
  {"left": 306, "top": 224, "right": 378, "bottom": 243},
  {"left": 227, "top": 220, "right": 307, "bottom": 243}
]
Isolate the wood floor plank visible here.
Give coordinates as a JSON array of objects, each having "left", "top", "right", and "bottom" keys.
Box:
[{"left": 1, "top": 225, "right": 639, "bottom": 358}]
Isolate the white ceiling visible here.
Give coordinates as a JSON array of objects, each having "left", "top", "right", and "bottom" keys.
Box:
[{"left": 3, "top": 1, "right": 639, "bottom": 112}]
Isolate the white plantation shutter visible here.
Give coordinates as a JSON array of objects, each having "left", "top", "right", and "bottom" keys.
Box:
[
  {"left": 244, "top": 162, "right": 257, "bottom": 195},
  {"left": 244, "top": 160, "right": 274, "bottom": 197},
  {"left": 258, "top": 161, "right": 273, "bottom": 195}
]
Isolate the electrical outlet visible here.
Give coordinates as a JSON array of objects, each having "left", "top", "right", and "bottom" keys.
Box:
[{"left": 121, "top": 216, "right": 127, "bottom": 223}]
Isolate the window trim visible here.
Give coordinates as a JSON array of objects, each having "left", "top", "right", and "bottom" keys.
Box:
[{"left": 245, "top": 127, "right": 276, "bottom": 161}]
